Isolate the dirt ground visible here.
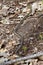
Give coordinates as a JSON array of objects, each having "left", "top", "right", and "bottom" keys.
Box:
[{"left": 0, "top": 0, "right": 43, "bottom": 65}]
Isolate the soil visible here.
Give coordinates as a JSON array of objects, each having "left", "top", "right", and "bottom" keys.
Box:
[{"left": 0, "top": 0, "right": 43, "bottom": 65}]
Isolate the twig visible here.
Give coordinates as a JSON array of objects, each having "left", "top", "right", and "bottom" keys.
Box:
[{"left": 0, "top": 51, "right": 43, "bottom": 65}]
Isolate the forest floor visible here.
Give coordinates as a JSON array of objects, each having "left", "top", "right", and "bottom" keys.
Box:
[{"left": 0, "top": 0, "right": 43, "bottom": 65}]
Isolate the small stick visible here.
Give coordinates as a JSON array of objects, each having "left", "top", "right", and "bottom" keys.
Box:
[{"left": 1, "top": 51, "right": 43, "bottom": 65}]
